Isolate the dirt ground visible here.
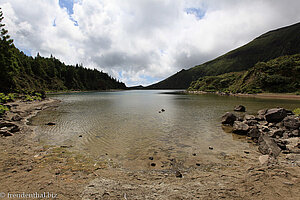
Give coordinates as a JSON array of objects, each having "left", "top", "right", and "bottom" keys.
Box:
[{"left": 0, "top": 99, "right": 299, "bottom": 200}]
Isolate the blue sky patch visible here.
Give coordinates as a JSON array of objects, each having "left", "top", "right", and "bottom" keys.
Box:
[
  {"left": 185, "top": 8, "right": 206, "bottom": 19},
  {"left": 59, "top": 0, "right": 74, "bottom": 15},
  {"left": 59, "top": 0, "right": 79, "bottom": 26}
]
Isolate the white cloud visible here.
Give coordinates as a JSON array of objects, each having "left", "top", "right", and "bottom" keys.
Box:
[{"left": 1, "top": 0, "right": 300, "bottom": 86}]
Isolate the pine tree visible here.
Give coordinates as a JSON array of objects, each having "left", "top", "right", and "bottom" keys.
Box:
[{"left": 0, "top": 7, "right": 17, "bottom": 92}]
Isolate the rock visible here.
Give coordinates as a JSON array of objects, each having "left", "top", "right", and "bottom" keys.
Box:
[
  {"left": 259, "top": 121, "right": 268, "bottom": 126},
  {"left": 175, "top": 171, "right": 183, "bottom": 178},
  {"left": 232, "top": 121, "right": 249, "bottom": 135},
  {"left": 237, "top": 116, "right": 244, "bottom": 122},
  {"left": 291, "top": 129, "right": 299, "bottom": 137},
  {"left": 257, "top": 109, "right": 267, "bottom": 116},
  {"left": 269, "top": 128, "right": 284, "bottom": 138},
  {"left": 221, "top": 112, "right": 237, "bottom": 125},
  {"left": 265, "top": 108, "right": 287, "bottom": 123},
  {"left": 234, "top": 105, "right": 246, "bottom": 112},
  {"left": 261, "top": 126, "right": 270, "bottom": 132},
  {"left": 0, "top": 130, "right": 13, "bottom": 136},
  {"left": 257, "top": 109, "right": 267, "bottom": 120},
  {"left": 258, "top": 134, "right": 281, "bottom": 157},
  {"left": 245, "top": 120, "right": 258, "bottom": 126},
  {"left": 192, "top": 153, "right": 196, "bottom": 156},
  {"left": 161, "top": 109, "right": 165, "bottom": 112},
  {"left": 46, "top": 122, "right": 56, "bottom": 126},
  {"left": 244, "top": 150, "right": 250, "bottom": 154},
  {"left": 9, "top": 125, "right": 20, "bottom": 133},
  {"left": 244, "top": 114, "right": 256, "bottom": 121},
  {"left": 259, "top": 155, "right": 270, "bottom": 165},
  {"left": 283, "top": 116, "right": 300, "bottom": 130},
  {"left": 247, "top": 126, "right": 261, "bottom": 138},
  {"left": 79, "top": 135, "right": 83, "bottom": 137},
  {"left": 196, "top": 163, "right": 201, "bottom": 166},
  {"left": 209, "top": 146, "right": 213, "bottom": 150},
  {"left": 149, "top": 157, "right": 154, "bottom": 160},
  {"left": 150, "top": 163, "right": 156, "bottom": 167},
  {"left": 0, "top": 122, "right": 16, "bottom": 128},
  {"left": 285, "top": 138, "right": 300, "bottom": 152},
  {"left": 11, "top": 115, "right": 22, "bottom": 121}
]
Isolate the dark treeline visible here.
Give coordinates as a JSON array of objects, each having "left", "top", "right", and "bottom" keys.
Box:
[{"left": 0, "top": 8, "right": 126, "bottom": 93}]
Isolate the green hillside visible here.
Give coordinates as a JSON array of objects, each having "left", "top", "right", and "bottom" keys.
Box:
[
  {"left": 0, "top": 8, "right": 126, "bottom": 93},
  {"left": 147, "top": 22, "right": 300, "bottom": 89},
  {"left": 188, "top": 54, "right": 300, "bottom": 94}
]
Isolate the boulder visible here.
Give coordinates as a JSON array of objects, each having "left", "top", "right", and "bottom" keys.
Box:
[
  {"left": 265, "top": 108, "right": 287, "bottom": 123},
  {"left": 259, "top": 155, "right": 270, "bottom": 165},
  {"left": 244, "top": 114, "right": 256, "bottom": 121},
  {"left": 269, "top": 128, "right": 284, "bottom": 138},
  {"left": 284, "top": 138, "right": 300, "bottom": 153},
  {"left": 258, "top": 134, "right": 281, "bottom": 157},
  {"left": 283, "top": 116, "right": 300, "bottom": 130},
  {"left": 245, "top": 120, "right": 258, "bottom": 126},
  {"left": 222, "top": 112, "right": 237, "bottom": 125},
  {"left": 257, "top": 109, "right": 267, "bottom": 120},
  {"left": 247, "top": 126, "right": 261, "bottom": 138},
  {"left": 232, "top": 121, "right": 249, "bottom": 135},
  {"left": 234, "top": 105, "right": 246, "bottom": 112}
]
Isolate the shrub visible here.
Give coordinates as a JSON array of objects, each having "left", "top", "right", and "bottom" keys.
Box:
[
  {"left": 0, "top": 104, "right": 9, "bottom": 115},
  {"left": 293, "top": 108, "right": 300, "bottom": 116}
]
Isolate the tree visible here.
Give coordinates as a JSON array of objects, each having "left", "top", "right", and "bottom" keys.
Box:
[{"left": 0, "top": 7, "right": 17, "bottom": 92}]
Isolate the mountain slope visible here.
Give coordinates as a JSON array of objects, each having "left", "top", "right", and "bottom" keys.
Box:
[
  {"left": 147, "top": 22, "right": 300, "bottom": 89},
  {"left": 188, "top": 54, "right": 300, "bottom": 93}
]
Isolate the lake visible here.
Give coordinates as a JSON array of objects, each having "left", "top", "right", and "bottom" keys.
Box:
[{"left": 30, "top": 90, "right": 300, "bottom": 170}]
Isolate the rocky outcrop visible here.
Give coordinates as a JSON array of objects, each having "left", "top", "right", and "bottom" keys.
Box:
[
  {"left": 258, "top": 134, "right": 281, "bottom": 157},
  {"left": 234, "top": 105, "right": 246, "bottom": 112},
  {"left": 222, "top": 107, "right": 300, "bottom": 158},
  {"left": 265, "top": 108, "right": 287, "bottom": 123},
  {"left": 222, "top": 112, "right": 237, "bottom": 125},
  {"left": 232, "top": 121, "right": 249, "bottom": 135},
  {"left": 0, "top": 121, "right": 20, "bottom": 137}
]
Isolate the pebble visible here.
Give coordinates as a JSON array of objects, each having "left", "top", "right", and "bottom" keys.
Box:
[
  {"left": 151, "top": 163, "right": 156, "bottom": 167},
  {"left": 175, "top": 171, "right": 183, "bottom": 178},
  {"left": 149, "top": 156, "right": 154, "bottom": 160}
]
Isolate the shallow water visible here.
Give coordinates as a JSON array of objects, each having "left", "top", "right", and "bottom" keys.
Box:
[{"left": 31, "top": 90, "right": 300, "bottom": 170}]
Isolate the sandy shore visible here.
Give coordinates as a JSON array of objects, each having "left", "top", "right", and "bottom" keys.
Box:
[
  {"left": 187, "top": 91, "right": 300, "bottom": 101},
  {"left": 0, "top": 99, "right": 300, "bottom": 199}
]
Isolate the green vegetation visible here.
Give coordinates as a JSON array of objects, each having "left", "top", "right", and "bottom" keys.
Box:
[
  {"left": 0, "top": 104, "right": 9, "bottom": 115},
  {"left": 148, "top": 22, "right": 300, "bottom": 89},
  {"left": 293, "top": 108, "right": 300, "bottom": 116},
  {"left": 0, "top": 8, "right": 126, "bottom": 94},
  {"left": 188, "top": 54, "right": 300, "bottom": 93},
  {"left": 0, "top": 93, "right": 15, "bottom": 103}
]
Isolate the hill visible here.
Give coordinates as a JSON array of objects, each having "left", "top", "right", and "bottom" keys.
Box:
[
  {"left": 0, "top": 8, "right": 126, "bottom": 93},
  {"left": 188, "top": 54, "right": 300, "bottom": 94},
  {"left": 147, "top": 22, "right": 300, "bottom": 89}
]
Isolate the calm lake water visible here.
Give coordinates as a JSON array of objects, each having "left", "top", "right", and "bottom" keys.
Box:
[{"left": 31, "top": 90, "right": 300, "bottom": 170}]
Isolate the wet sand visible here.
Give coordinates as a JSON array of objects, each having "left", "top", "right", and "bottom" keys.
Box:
[{"left": 0, "top": 99, "right": 299, "bottom": 199}]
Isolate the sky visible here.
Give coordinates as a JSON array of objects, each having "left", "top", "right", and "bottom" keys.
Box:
[{"left": 0, "top": 0, "right": 300, "bottom": 86}]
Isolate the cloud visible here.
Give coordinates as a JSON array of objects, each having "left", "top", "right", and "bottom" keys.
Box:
[{"left": 1, "top": 0, "right": 300, "bottom": 86}]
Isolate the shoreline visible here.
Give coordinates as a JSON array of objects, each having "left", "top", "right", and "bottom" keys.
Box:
[
  {"left": 1, "top": 98, "right": 300, "bottom": 199},
  {"left": 186, "top": 90, "right": 300, "bottom": 100}
]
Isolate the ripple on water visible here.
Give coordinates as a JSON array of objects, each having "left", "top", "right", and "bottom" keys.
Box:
[{"left": 32, "top": 91, "right": 300, "bottom": 170}]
